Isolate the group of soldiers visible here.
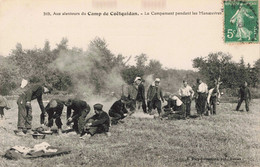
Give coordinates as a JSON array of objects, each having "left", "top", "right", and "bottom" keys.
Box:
[
  {"left": 14, "top": 83, "right": 132, "bottom": 139},
  {"left": 126, "top": 77, "right": 251, "bottom": 119},
  {"left": 127, "top": 77, "right": 220, "bottom": 120},
  {"left": 0, "top": 77, "right": 252, "bottom": 140}
]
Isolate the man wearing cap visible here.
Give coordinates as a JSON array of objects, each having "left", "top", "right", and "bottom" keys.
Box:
[
  {"left": 135, "top": 77, "right": 147, "bottom": 113},
  {"left": 179, "top": 80, "right": 194, "bottom": 118},
  {"left": 45, "top": 99, "right": 65, "bottom": 135},
  {"left": 147, "top": 78, "right": 164, "bottom": 115},
  {"left": 162, "top": 93, "right": 185, "bottom": 119},
  {"left": 196, "top": 79, "right": 208, "bottom": 116},
  {"left": 109, "top": 96, "right": 128, "bottom": 125},
  {"left": 128, "top": 77, "right": 139, "bottom": 112},
  {"left": 81, "top": 103, "right": 110, "bottom": 139},
  {"left": 16, "top": 84, "right": 51, "bottom": 136},
  {"left": 65, "top": 98, "right": 90, "bottom": 135}
]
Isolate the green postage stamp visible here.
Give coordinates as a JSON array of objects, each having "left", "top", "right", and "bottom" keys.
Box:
[{"left": 224, "top": 0, "right": 259, "bottom": 43}]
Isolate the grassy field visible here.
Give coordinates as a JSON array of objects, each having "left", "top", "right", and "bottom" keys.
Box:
[{"left": 0, "top": 97, "right": 260, "bottom": 167}]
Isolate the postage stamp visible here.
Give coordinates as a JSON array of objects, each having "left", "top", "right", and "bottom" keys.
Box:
[{"left": 224, "top": 0, "right": 259, "bottom": 43}]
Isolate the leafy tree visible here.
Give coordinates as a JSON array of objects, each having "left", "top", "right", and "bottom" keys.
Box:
[
  {"left": 135, "top": 53, "right": 148, "bottom": 70},
  {"left": 146, "top": 59, "right": 163, "bottom": 78},
  {"left": 193, "top": 52, "right": 259, "bottom": 90},
  {"left": 0, "top": 57, "right": 18, "bottom": 95},
  {"left": 253, "top": 58, "right": 260, "bottom": 85},
  {"left": 193, "top": 52, "right": 233, "bottom": 88},
  {"left": 121, "top": 66, "right": 145, "bottom": 84}
]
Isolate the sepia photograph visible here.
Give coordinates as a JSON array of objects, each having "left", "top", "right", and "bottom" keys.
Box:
[{"left": 0, "top": 0, "right": 259, "bottom": 166}]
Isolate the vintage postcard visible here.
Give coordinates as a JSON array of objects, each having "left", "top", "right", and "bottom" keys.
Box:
[{"left": 0, "top": 0, "right": 259, "bottom": 167}]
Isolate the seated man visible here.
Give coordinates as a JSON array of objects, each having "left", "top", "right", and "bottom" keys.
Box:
[
  {"left": 65, "top": 98, "right": 90, "bottom": 135},
  {"left": 162, "top": 93, "right": 186, "bottom": 120},
  {"left": 109, "top": 96, "right": 128, "bottom": 125},
  {"left": 45, "top": 99, "right": 64, "bottom": 135},
  {"left": 80, "top": 103, "right": 110, "bottom": 139}
]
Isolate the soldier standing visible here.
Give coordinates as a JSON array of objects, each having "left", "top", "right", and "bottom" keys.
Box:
[
  {"left": 179, "top": 80, "right": 194, "bottom": 118},
  {"left": 16, "top": 84, "right": 51, "bottom": 136},
  {"left": 196, "top": 79, "right": 208, "bottom": 116},
  {"left": 147, "top": 78, "right": 164, "bottom": 115},
  {"left": 236, "top": 81, "right": 251, "bottom": 112}
]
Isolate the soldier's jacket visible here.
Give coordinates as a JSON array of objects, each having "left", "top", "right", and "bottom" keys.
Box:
[
  {"left": 67, "top": 99, "right": 90, "bottom": 120},
  {"left": 239, "top": 86, "right": 251, "bottom": 100},
  {"left": 136, "top": 83, "right": 145, "bottom": 101},
  {"left": 128, "top": 83, "right": 138, "bottom": 100},
  {"left": 147, "top": 84, "right": 163, "bottom": 101},
  {"left": 22, "top": 84, "right": 45, "bottom": 113},
  {"left": 89, "top": 111, "right": 110, "bottom": 128},
  {"left": 45, "top": 99, "right": 64, "bottom": 118},
  {"left": 109, "top": 100, "right": 128, "bottom": 115}
]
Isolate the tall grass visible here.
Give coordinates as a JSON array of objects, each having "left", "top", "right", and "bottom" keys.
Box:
[{"left": 0, "top": 98, "right": 259, "bottom": 167}]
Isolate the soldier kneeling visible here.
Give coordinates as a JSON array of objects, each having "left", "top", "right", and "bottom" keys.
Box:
[
  {"left": 109, "top": 96, "right": 128, "bottom": 125},
  {"left": 80, "top": 104, "right": 110, "bottom": 139},
  {"left": 161, "top": 93, "right": 186, "bottom": 120}
]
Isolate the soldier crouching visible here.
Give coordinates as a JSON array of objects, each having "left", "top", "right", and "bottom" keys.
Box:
[
  {"left": 80, "top": 103, "right": 110, "bottom": 139},
  {"left": 65, "top": 98, "right": 90, "bottom": 135},
  {"left": 161, "top": 93, "right": 186, "bottom": 120},
  {"left": 45, "top": 99, "right": 64, "bottom": 134}
]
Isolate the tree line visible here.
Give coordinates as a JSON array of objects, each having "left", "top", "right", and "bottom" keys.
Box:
[{"left": 0, "top": 37, "right": 259, "bottom": 97}]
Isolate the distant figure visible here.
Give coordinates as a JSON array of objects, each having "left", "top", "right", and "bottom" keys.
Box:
[
  {"left": 0, "top": 95, "right": 11, "bottom": 120},
  {"left": 45, "top": 99, "right": 64, "bottom": 135},
  {"left": 81, "top": 103, "right": 110, "bottom": 139},
  {"left": 162, "top": 93, "right": 185, "bottom": 120},
  {"left": 147, "top": 78, "right": 164, "bottom": 115},
  {"left": 179, "top": 80, "right": 194, "bottom": 118},
  {"left": 16, "top": 84, "right": 51, "bottom": 136},
  {"left": 128, "top": 77, "right": 139, "bottom": 112},
  {"left": 196, "top": 79, "right": 208, "bottom": 116},
  {"left": 109, "top": 96, "right": 128, "bottom": 125},
  {"left": 65, "top": 98, "right": 91, "bottom": 135},
  {"left": 207, "top": 80, "right": 221, "bottom": 115},
  {"left": 236, "top": 81, "right": 251, "bottom": 112},
  {"left": 135, "top": 77, "right": 147, "bottom": 113},
  {"left": 230, "top": 3, "right": 254, "bottom": 41}
]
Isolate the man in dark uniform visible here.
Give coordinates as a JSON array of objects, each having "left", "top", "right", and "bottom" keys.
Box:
[
  {"left": 236, "top": 81, "right": 251, "bottom": 112},
  {"left": 136, "top": 78, "right": 147, "bottom": 113},
  {"left": 16, "top": 84, "right": 51, "bottom": 136},
  {"left": 45, "top": 99, "right": 64, "bottom": 134},
  {"left": 109, "top": 96, "right": 128, "bottom": 125},
  {"left": 147, "top": 78, "right": 164, "bottom": 115},
  {"left": 65, "top": 98, "right": 90, "bottom": 135},
  {"left": 80, "top": 103, "right": 110, "bottom": 139}
]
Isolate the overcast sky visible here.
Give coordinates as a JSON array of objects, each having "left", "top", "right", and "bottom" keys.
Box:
[{"left": 0, "top": 0, "right": 259, "bottom": 70}]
